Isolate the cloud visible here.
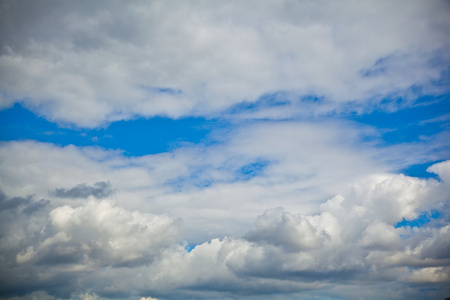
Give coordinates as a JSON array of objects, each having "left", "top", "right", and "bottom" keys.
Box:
[
  {"left": 0, "top": 1, "right": 448, "bottom": 299},
  {"left": 0, "top": 159, "right": 449, "bottom": 299},
  {"left": 0, "top": 189, "right": 49, "bottom": 215},
  {"left": 76, "top": 292, "right": 104, "bottom": 300},
  {"left": 0, "top": 0, "right": 449, "bottom": 127},
  {"left": 403, "top": 267, "right": 450, "bottom": 283},
  {"left": 138, "top": 163, "right": 449, "bottom": 297},
  {"left": 0, "top": 190, "right": 29, "bottom": 210},
  {"left": 0, "top": 119, "right": 389, "bottom": 243},
  {"left": 244, "top": 207, "right": 326, "bottom": 252},
  {"left": 0, "top": 114, "right": 446, "bottom": 244},
  {"left": 50, "top": 181, "right": 113, "bottom": 199},
  {"left": 28, "top": 199, "right": 180, "bottom": 268},
  {"left": 0, "top": 191, "right": 180, "bottom": 298}
]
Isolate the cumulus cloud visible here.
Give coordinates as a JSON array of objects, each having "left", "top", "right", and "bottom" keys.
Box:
[
  {"left": 26, "top": 199, "right": 179, "bottom": 268},
  {"left": 0, "top": 0, "right": 449, "bottom": 126},
  {"left": 137, "top": 163, "right": 449, "bottom": 297},
  {"left": 244, "top": 207, "right": 326, "bottom": 252},
  {"left": 0, "top": 159, "right": 449, "bottom": 299},
  {"left": 0, "top": 191, "right": 180, "bottom": 298}
]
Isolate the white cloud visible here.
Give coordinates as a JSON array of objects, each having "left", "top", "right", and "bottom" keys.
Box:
[
  {"left": 8, "top": 199, "right": 180, "bottom": 270},
  {"left": 45, "top": 200, "right": 180, "bottom": 267},
  {"left": 244, "top": 207, "right": 326, "bottom": 252},
  {"left": 1, "top": 149, "right": 449, "bottom": 298},
  {"left": 403, "top": 267, "right": 450, "bottom": 283},
  {"left": 360, "top": 221, "right": 401, "bottom": 250},
  {"left": 428, "top": 160, "right": 450, "bottom": 183},
  {"left": 136, "top": 162, "right": 449, "bottom": 296},
  {"left": 0, "top": 0, "right": 449, "bottom": 127}
]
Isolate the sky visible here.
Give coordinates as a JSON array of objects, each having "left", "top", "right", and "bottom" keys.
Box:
[{"left": 0, "top": 1, "right": 449, "bottom": 299}]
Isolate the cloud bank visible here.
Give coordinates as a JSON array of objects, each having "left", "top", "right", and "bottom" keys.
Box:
[
  {"left": 0, "top": 159, "right": 449, "bottom": 299},
  {"left": 1, "top": 0, "right": 449, "bottom": 126}
]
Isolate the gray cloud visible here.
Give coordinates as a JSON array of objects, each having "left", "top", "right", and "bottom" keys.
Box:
[
  {"left": 0, "top": 189, "right": 49, "bottom": 215},
  {"left": 0, "top": 193, "right": 29, "bottom": 211},
  {"left": 244, "top": 207, "right": 326, "bottom": 252},
  {"left": 50, "top": 181, "right": 113, "bottom": 199},
  {"left": 17, "top": 199, "right": 180, "bottom": 267},
  {"left": 0, "top": 160, "right": 449, "bottom": 299},
  {"left": 0, "top": 0, "right": 449, "bottom": 127}
]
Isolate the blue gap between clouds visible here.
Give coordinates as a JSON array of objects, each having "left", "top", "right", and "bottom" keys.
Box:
[
  {"left": 401, "top": 161, "right": 444, "bottom": 180},
  {"left": 238, "top": 159, "right": 269, "bottom": 180},
  {"left": 395, "top": 210, "right": 441, "bottom": 228},
  {"left": 349, "top": 95, "right": 450, "bottom": 179},
  {"left": 0, "top": 103, "right": 219, "bottom": 156},
  {"left": 350, "top": 95, "right": 449, "bottom": 145},
  {"left": 184, "top": 244, "right": 197, "bottom": 253}
]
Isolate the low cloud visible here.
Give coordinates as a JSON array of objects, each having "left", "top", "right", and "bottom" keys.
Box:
[
  {"left": 0, "top": 189, "right": 49, "bottom": 215},
  {"left": 51, "top": 181, "right": 113, "bottom": 199},
  {"left": 0, "top": 160, "right": 449, "bottom": 299},
  {"left": 22, "top": 199, "right": 180, "bottom": 268}
]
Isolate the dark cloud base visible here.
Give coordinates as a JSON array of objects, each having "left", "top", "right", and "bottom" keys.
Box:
[{"left": 50, "top": 181, "right": 114, "bottom": 199}]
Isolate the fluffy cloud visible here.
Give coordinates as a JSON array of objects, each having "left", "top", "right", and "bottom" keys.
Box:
[
  {"left": 244, "top": 207, "right": 326, "bottom": 252},
  {"left": 0, "top": 192, "right": 180, "bottom": 298},
  {"left": 1, "top": 0, "right": 449, "bottom": 126},
  {"left": 45, "top": 200, "right": 179, "bottom": 267},
  {"left": 1, "top": 157, "right": 449, "bottom": 299},
  {"left": 137, "top": 163, "right": 449, "bottom": 297}
]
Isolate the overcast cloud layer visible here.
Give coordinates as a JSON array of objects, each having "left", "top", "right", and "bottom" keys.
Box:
[{"left": 0, "top": 1, "right": 449, "bottom": 300}]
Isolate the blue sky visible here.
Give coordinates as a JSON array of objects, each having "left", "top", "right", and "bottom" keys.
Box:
[
  {"left": 0, "top": 103, "right": 216, "bottom": 156},
  {"left": 2, "top": 96, "right": 448, "bottom": 177},
  {"left": 0, "top": 1, "right": 449, "bottom": 300}
]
